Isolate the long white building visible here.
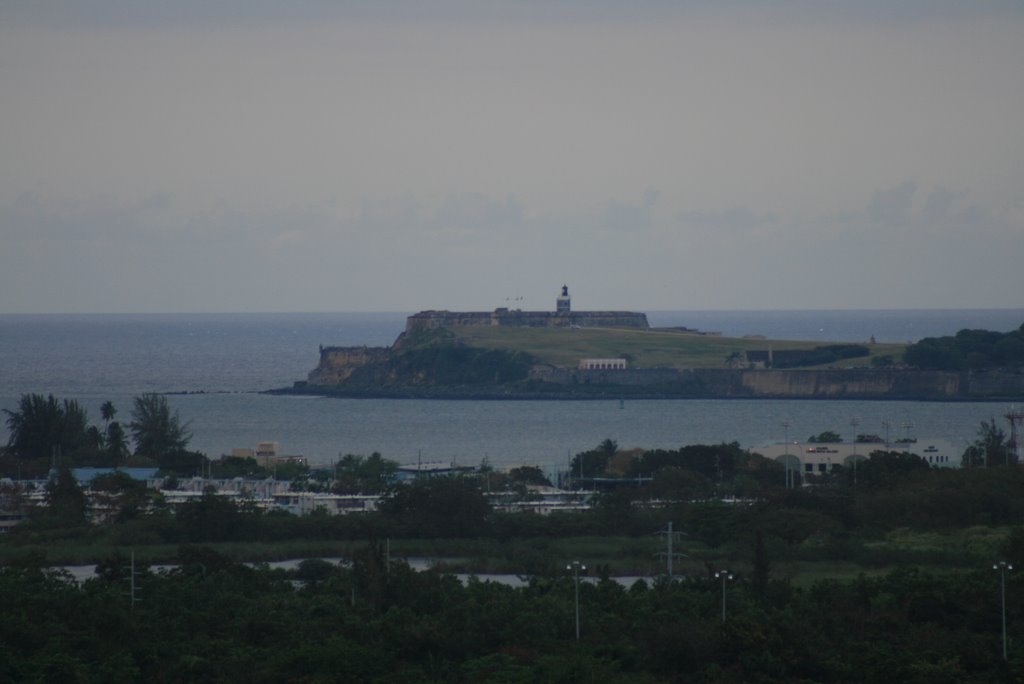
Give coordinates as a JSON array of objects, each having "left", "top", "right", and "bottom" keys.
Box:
[{"left": 754, "top": 438, "right": 959, "bottom": 476}]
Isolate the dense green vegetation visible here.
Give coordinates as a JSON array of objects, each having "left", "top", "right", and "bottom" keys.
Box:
[
  {"left": 3, "top": 548, "right": 1024, "bottom": 682},
  {"left": 769, "top": 344, "right": 871, "bottom": 368},
  {"left": 905, "top": 323, "right": 1024, "bottom": 370},
  {"left": 6, "top": 404, "right": 1024, "bottom": 680},
  {"left": 4, "top": 431, "right": 1021, "bottom": 571},
  {"left": 2, "top": 393, "right": 204, "bottom": 477},
  {"left": 346, "top": 341, "right": 536, "bottom": 387}
]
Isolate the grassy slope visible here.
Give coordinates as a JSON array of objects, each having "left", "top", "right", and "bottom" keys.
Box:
[{"left": 451, "top": 326, "right": 906, "bottom": 370}]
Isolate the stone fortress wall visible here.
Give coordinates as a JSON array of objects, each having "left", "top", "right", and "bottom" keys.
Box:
[
  {"left": 531, "top": 366, "right": 1024, "bottom": 399},
  {"left": 405, "top": 309, "right": 649, "bottom": 333},
  {"left": 404, "top": 286, "right": 649, "bottom": 333}
]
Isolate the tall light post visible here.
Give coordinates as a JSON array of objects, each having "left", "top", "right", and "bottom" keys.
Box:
[
  {"left": 902, "top": 421, "right": 914, "bottom": 445},
  {"left": 995, "top": 561, "right": 1013, "bottom": 661},
  {"left": 850, "top": 417, "right": 860, "bottom": 486},
  {"left": 782, "top": 421, "right": 791, "bottom": 489},
  {"left": 882, "top": 420, "right": 891, "bottom": 449},
  {"left": 567, "top": 560, "right": 586, "bottom": 641},
  {"left": 715, "top": 569, "right": 734, "bottom": 622}
]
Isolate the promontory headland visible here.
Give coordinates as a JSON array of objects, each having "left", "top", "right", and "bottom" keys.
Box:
[{"left": 283, "top": 287, "right": 1024, "bottom": 401}]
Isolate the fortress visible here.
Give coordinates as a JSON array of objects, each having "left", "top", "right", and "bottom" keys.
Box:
[
  {"left": 306, "top": 287, "right": 648, "bottom": 386},
  {"left": 405, "top": 286, "right": 649, "bottom": 333}
]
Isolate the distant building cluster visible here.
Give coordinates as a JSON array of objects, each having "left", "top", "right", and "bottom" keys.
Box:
[
  {"left": 230, "top": 441, "right": 308, "bottom": 469},
  {"left": 0, "top": 456, "right": 596, "bottom": 531}
]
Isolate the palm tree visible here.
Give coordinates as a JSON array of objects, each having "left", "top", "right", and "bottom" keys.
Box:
[
  {"left": 3, "top": 393, "right": 91, "bottom": 460},
  {"left": 100, "top": 400, "right": 117, "bottom": 424},
  {"left": 106, "top": 422, "right": 131, "bottom": 465},
  {"left": 129, "top": 393, "right": 192, "bottom": 460}
]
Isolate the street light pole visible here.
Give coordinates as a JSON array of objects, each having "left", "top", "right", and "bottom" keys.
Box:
[
  {"left": 851, "top": 417, "right": 860, "bottom": 486},
  {"left": 995, "top": 561, "right": 1014, "bottom": 661},
  {"left": 715, "top": 570, "right": 734, "bottom": 622},
  {"left": 782, "top": 421, "right": 791, "bottom": 489},
  {"left": 567, "top": 560, "right": 586, "bottom": 641}
]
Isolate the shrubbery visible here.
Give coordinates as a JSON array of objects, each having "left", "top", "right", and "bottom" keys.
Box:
[{"left": 905, "top": 323, "right": 1024, "bottom": 370}]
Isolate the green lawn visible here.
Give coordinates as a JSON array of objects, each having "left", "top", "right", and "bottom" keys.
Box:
[{"left": 452, "top": 326, "right": 905, "bottom": 370}]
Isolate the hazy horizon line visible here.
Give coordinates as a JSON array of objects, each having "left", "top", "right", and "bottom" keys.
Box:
[{"left": 3, "top": 306, "right": 1023, "bottom": 317}]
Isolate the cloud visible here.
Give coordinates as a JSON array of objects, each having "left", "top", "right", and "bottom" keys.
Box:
[
  {"left": 604, "top": 189, "right": 660, "bottom": 232},
  {"left": 428, "top": 193, "right": 525, "bottom": 235},
  {"left": 866, "top": 181, "right": 917, "bottom": 226},
  {"left": 675, "top": 206, "right": 778, "bottom": 233},
  {"left": 1, "top": 3, "right": 1022, "bottom": 312},
  {"left": 0, "top": 191, "right": 183, "bottom": 240},
  {"left": 923, "top": 186, "right": 965, "bottom": 222},
  {"left": 4, "top": 1, "right": 1023, "bottom": 29}
]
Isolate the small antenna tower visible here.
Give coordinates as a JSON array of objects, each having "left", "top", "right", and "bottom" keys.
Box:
[
  {"left": 654, "top": 522, "right": 688, "bottom": 578},
  {"left": 1007, "top": 407, "right": 1024, "bottom": 464},
  {"left": 125, "top": 551, "right": 142, "bottom": 611}
]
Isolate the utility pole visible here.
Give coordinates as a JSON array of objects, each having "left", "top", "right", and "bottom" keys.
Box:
[
  {"left": 126, "top": 551, "right": 142, "bottom": 611},
  {"left": 995, "top": 561, "right": 1013, "bottom": 661},
  {"left": 566, "top": 561, "right": 586, "bottom": 641},
  {"left": 782, "top": 421, "right": 791, "bottom": 489},
  {"left": 655, "top": 522, "right": 688, "bottom": 578},
  {"left": 851, "top": 417, "right": 860, "bottom": 486}
]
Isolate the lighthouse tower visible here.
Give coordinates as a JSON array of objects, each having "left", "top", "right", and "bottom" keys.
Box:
[{"left": 556, "top": 285, "right": 571, "bottom": 314}]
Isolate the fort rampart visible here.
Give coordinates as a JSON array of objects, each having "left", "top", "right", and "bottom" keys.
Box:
[
  {"left": 531, "top": 367, "right": 1024, "bottom": 399},
  {"left": 405, "top": 309, "right": 649, "bottom": 333}
]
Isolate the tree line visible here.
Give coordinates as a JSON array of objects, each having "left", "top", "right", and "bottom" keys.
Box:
[
  {"left": 5, "top": 421, "right": 1024, "bottom": 679},
  {"left": 2, "top": 393, "right": 199, "bottom": 476},
  {"left": 904, "top": 323, "right": 1024, "bottom": 370},
  {"left": 1, "top": 543, "right": 1022, "bottom": 682}
]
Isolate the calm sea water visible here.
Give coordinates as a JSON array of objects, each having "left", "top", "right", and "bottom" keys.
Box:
[{"left": 2, "top": 309, "right": 1022, "bottom": 473}]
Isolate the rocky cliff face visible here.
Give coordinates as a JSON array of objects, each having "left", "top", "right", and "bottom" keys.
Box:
[
  {"left": 307, "top": 346, "right": 391, "bottom": 386},
  {"left": 306, "top": 342, "right": 534, "bottom": 388}
]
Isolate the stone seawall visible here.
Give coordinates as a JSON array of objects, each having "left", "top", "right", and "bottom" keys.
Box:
[
  {"left": 303, "top": 343, "right": 1024, "bottom": 400},
  {"left": 532, "top": 367, "right": 1024, "bottom": 399}
]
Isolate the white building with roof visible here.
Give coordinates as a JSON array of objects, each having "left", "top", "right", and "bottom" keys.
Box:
[{"left": 754, "top": 438, "right": 959, "bottom": 477}]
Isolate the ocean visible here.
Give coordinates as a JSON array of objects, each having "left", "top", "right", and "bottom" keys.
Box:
[{"left": 2, "top": 309, "right": 1022, "bottom": 474}]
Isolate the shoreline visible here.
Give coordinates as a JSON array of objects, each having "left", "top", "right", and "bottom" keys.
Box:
[{"left": 266, "top": 380, "right": 1024, "bottom": 403}]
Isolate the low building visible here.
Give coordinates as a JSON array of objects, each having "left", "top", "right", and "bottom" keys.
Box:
[
  {"left": 70, "top": 467, "right": 160, "bottom": 484},
  {"left": 271, "top": 492, "right": 381, "bottom": 516},
  {"left": 754, "top": 438, "right": 959, "bottom": 477},
  {"left": 488, "top": 485, "right": 593, "bottom": 514},
  {"left": 578, "top": 358, "right": 627, "bottom": 370},
  {"left": 394, "top": 462, "right": 475, "bottom": 482},
  {"left": 229, "top": 441, "right": 307, "bottom": 469}
]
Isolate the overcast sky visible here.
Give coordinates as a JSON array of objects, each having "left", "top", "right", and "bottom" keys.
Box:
[{"left": 2, "top": 1, "right": 1022, "bottom": 313}]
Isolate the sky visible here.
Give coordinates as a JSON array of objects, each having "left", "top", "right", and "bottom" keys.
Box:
[{"left": 1, "top": 1, "right": 1022, "bottom": 314}]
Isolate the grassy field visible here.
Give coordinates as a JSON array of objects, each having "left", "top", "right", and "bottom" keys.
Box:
[{"left": 451, "top": 325, "right": 906, "bottom": 370}]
